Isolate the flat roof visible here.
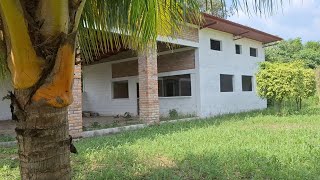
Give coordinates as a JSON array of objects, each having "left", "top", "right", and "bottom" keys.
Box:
[{"left": 202, "top": 13, "right": 282, "bottom": 44}]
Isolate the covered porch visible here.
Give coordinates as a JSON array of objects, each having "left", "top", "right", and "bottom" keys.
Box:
[{"left": 81, "top": 40, "right": 199, "bottom": 131}]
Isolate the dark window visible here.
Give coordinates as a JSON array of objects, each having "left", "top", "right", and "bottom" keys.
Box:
[
  {"left": 158, "top": 74, "right": 191, "bottom": 97},
  {"left": 210, "top": 39, "right": 221, "bottom": 51},
  {"left": 158, "top": 79, "right": 163, "bottom": 97},
  {"left": 220, "top": 74, "right": 233, "bottom": 92},
  {"left": 242, "top": 76, "right": 253, "bottom": 91},
  {"left": 235, "top": 44, "right": 241, "bottom": 54},
  {"left": 113, "top": 81, "right": 129, "bottom": 98},
  {"left": 250, "top": 47, "right": 257, "bottom": 57}
]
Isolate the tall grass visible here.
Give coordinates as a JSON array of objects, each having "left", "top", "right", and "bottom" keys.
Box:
[{"left": 1, "top": 98, "right": 319, "bottom": 179}]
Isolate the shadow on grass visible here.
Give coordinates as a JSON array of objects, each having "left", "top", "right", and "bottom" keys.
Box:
[{"left": 74, "top": 148, "right": 320, "bottom": 180}]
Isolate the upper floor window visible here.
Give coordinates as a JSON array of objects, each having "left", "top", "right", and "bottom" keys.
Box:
[
  {"left": 220, "top": 74, "right": 234, "bottom": 92},
  {"left": 235, "top": 44, "right": 242, "bottom": 54},
  {"left": 210, "top": 39, "right": 221, "bottom": 51},
  {"left": 113, "top": 81, "right": 129, "bottom": 99},
  {"left": 250, "top": 47, "right": 258, "bottom": 57},
  {"left": 242, "top": 75, "right": 253, "bottom": 91}
]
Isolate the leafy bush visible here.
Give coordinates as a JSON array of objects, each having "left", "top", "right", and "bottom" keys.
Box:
[
  {"left": 316, "top": 67, "right": 320, "bottom": 104},
  {"left": 169, "top": 109, "right": 178, "bottom": 118},
  {"left": 256, "top": 61, "right": 316, "bottom": 112}
]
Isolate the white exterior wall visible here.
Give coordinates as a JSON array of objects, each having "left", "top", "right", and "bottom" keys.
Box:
[
  {"left": 0, "top": 79, "right": 12, "bottom": 120},
  {"left": 0, "top": 28, "right": 269, "bottom": 120},
  {"left": 198, "top": 29, "right": 267, "bottom": 117},
  {"left": 83, "top": 62, "right": 198, "bottom": 116}
]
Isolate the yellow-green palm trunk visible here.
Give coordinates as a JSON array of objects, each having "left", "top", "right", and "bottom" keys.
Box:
[
  {"left": 15, "top": 89, "right": 71, "bottom": 179},
  {"left": 0, "top": 0, "right": 85, "bottom": 179}
]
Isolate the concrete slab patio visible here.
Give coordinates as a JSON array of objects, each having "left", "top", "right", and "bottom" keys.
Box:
[
  {"left": 0, "top": 116, "right": 141, "bottom": 138},
  {"left": 0, "top": 120, "right": 16, "bottom": 136}
]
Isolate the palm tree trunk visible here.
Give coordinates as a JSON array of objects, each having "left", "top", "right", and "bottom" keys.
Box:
[
  {"left": 15, "top": 91, "right": 71, "bottom": 180},
  {"left": 0, "top": 1, "right": 86, "bottom": 178}
]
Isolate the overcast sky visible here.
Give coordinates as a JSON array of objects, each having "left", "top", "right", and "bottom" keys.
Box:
[{"left": 227, "top": 0, "right": 320, "bottom": 42}]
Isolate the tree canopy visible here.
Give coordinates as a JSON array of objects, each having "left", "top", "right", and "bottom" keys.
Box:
[
  {"left": 266, "top": 38, "right": 320, "bottom": 69},
  {"left": 256, "top": 61, "right": 316, "bottom": 111},
  {"left": 198, "top": 0, "right": 234, "bottom": 18}
]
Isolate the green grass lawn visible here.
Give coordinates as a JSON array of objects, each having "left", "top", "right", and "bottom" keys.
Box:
[
  {"left": 0, "top": 135, "right": 15, "bottom": 143},
  {"left": 1, "top": 101, "right": 320, "bottom": 179}
]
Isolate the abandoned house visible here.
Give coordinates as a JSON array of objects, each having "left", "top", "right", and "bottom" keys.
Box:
[{"left": 0, "top": 13, "right": 282, "bottom": 137}]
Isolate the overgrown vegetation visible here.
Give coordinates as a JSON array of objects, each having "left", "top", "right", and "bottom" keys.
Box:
[
  {"left": 256, "top": 61, "right": 316, "bottom": 112},
  {"left": 264, "top": 38, "right": 320, "bottom": 108},
  {"left": 161, "top": 109, "right": 196, "bottom": 121},
  {"left": 266, "top": 38, "right": 320, "bottom": 69},
  {"left": 198, "top": 0, "right": 234, "bottom": 18},
  {"left": 1, "top": 99, "right": 319, "bottom": 179}
]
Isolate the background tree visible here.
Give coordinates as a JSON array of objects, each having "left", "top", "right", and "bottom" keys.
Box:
[
  {"left": 316, "top": 68, "right": 320, "bottom": 104},
  {"left": 0, "top": 0, "right": 284, "bottom": 179},
  {"left": 198, "top": 0, "right": 234, "bottom": 18},
  {"left": 266, "top": 38, "right": 320, "bottom": 69},
  {"left": 290, "top": 62, "right": 316, "bottom": 110},
  {"left": 265, "top": 38, "right": 320, "bottom": 104}
]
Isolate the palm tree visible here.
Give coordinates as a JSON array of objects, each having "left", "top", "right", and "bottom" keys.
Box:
[{"left": 0, "top": 0, "right": 282, "bottom": 179}]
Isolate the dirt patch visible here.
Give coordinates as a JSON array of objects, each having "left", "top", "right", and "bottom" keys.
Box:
[{"left": 143, "top": 155, "right": 177, "bottom": 168}]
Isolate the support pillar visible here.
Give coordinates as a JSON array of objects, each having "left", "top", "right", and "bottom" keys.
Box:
[
  {"left": 138, "top": 43, "right": 160, "bottom": 124},
  {"left": 68, "top": 64, "right": 83, "bottom": 137}
]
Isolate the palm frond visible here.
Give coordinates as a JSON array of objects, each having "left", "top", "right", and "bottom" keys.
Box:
[
  {"left": 78, "top": 0, "right": 202, "bottom": 62},
  {"left": 0, "top": 18, "right": 8, "bottom": 81},
  {"left": 78, "top": 0, "right": 285, "bottom": 63},
  {"left": 228, "top": 0, "right": 284, "bottom": 16},
  {"left": 0, "top": 50, "right": 8, "bottom": 81}
]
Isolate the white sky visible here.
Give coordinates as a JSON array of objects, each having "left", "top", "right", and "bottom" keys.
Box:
[{"left": 228, "top": 0, "right": 320, "bottom": 42}]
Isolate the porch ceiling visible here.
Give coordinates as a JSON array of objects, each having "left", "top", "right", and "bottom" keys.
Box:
[{"left": 84, "top": 42, "right": 189, "bottom": 65}]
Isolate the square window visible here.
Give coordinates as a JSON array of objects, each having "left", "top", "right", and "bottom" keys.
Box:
[
  {"left": 220, "top": 74, "right": 234, "bottom": 92},
  {"left": 210, "top": 39, "right": 221, "bottom": 51},
  {"left": 242, "top": 76, "right": 253, "bottom": 91},
  {"left": 113, "top": 81, "right": 129, "bottom": 99},
  {"left": 235, "top": 44, "right": 242, "bottom": 54},
  {"left": 250, "top": 47, "right": 257, "bottom": 57}
]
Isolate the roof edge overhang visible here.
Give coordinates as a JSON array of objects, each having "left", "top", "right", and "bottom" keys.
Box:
[{"left": 201, "top": 13, "right": 282, "bottom": 44}]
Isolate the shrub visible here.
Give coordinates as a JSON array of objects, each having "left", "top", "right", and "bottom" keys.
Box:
[
  {"left": 316, "top": 67, "right": 320, "bottom": 104},
  {"left": 256, "top": 61, "right": 316, "bottom": 112},
  {"left": 169, "top": 109, "right": 178, "bottom": 118}
]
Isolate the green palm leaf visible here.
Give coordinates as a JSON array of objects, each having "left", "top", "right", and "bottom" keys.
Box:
[{"left": 78, "top": 0, "right": 283, "bottom": 63}]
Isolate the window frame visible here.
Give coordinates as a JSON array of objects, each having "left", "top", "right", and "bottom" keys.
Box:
[
  {"left": 220, "top": 74, "right": 234, "bottom": 92},
  {"left": 250, "top": 47, "right": 258, "bottom": 57},
  {"left": 241, "top": 75, "right": 253, "bottom": 92},
  {"left": 235, "top": 44, "right": 242, "bottom": 54},
  {"left": 112, "top": 80, "right": 129, "bottom": 99},
  {"left": 158, "top": 74, "right": 192, "bottom": 97},
  {"left": 210, "top": 39, "right": 222, "bottom": 51}
]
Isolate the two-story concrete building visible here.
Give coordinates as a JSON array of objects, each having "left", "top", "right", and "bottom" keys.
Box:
[
  {"left": 82, "top": 14, "right": 281, "bottom": 118},
  {"left": 0, "top": 13, "right": 281, "bottom": 136}
]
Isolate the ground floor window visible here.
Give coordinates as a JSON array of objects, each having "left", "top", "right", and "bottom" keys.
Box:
[
  {"left": 242, "top": 75, "right": 253, "bottom": 91},
  {"left": 113, "top": 81, "right": 129, "bottom": 99},
  {"left": 220, "top": 74, "right": 234, "bottom": 92},
  {"left": 158, "top": 74, "right": 191, "bottom": 97}
]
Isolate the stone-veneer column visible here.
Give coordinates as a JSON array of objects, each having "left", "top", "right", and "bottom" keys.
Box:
[
  {"left": 68, "top": 64, "right": 83, "bottom": 137},
  {"left": 138, "top": 43, "right": 160, "bottom": 124}
]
